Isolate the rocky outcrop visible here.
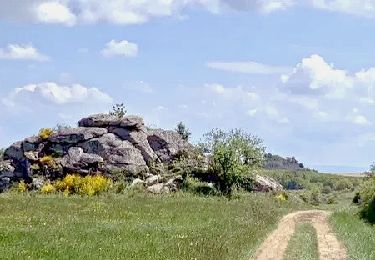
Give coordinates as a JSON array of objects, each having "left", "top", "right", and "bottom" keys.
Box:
[
  {"left": 263, "top": 153, "right": 304, "bottom": 171},
  {"left": 254, "top": 175, "right": 283, "bottom": 192},
  {"left": 1, "top": 114, "right": 189, "bottom": 188}
]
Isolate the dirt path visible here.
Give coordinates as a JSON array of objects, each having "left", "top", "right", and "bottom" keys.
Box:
[{"left": 254, "top": 210, "right": 347, "bottom": 260}]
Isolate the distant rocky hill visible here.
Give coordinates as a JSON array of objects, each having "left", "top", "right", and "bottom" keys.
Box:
[{"left": 263, "top": 153, "right": 304, "bottom": 170}]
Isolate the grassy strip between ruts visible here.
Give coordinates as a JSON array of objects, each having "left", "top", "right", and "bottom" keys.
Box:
[
  {"left": 330, "top": 207, "right": 375, "bottom": 260},
  {"left": 0, "top": 192, "right": 303, "bottom": 260},
  {"left": 284, "top": 222, "right": 319, "bottom": 260}
]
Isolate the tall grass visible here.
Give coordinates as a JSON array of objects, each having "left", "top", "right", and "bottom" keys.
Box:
[{"left": 0, "top": 192, "right": 302, "bottom": 260}]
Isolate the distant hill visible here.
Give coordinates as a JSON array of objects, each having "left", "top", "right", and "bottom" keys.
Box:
[{"left": 263, "top": 153, "right": 304, "bottom": 170}]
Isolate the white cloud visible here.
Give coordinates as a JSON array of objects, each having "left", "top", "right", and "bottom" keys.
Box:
[
  {"left": 102, "top": 40, "right": 138, "bottom": 58},
  {"left": 207, "top": 61, "right": 290, "bottom": 74},
  {"left": 310, "top": 0, "right": 375, "bottom": 18},
  {"left": 0, "top": 44, "right": 49, "bottom": 61},
  {"left": 221, "top": 0, "right": 295, "bottom": 13},
  {"left": 3, "top": 82, "right": 113, "bottom": 107},
  {"left": 281, "top": 54, "right": 354, "bottom": 99},
  {"left": 2, "top": 0, "right": 375, "bottom": 26},
  {"left": 36, "top": 2, "right": 76, "bottom": 25}
]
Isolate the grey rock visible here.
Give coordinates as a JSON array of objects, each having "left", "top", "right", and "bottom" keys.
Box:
[
  {"left": 4, "top": 141, "right": 24, "bottom": 161},
  {"left": 78, "top": 114, "right": 144, "bottom": 130},
  {"left": 109, "top": 127, "right": 158, "bottom": 163},
  {"left": 49, "top": 127, "right": 107, "bottom": 144},
  {"left": 0, "top": 160, "right": 15, "bottom": 173},
  {"left": 23, "top": 136, "right": 42, "bottom": 152},
  {"left": 147, "top": 183, "right": 170, "bottom": 194},
  {"left": 32, "top": 177, "right": 45, "bottom": 190},
  {"left": 24, "top": 151, "right": 39, "bottom": 161},
  {"left": 147, "top": 129, "right": 188, "bottom": 162},
  {"left": 80, "top": 133, "right": 147, "bottom": 174},
  {"left": 254, "top": 175, "right": 283, "bottom": 192},
  {"left": 145, "top": 174, "right": 160, "bottom": 186},
  {"left": 131, "top": 178, "right": 145, "bottom": 187},
  {"left": 61, "top": 147, "right": 103, "bottom": 173}
]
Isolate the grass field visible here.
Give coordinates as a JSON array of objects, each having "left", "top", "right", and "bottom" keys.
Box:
[
  {"left": 330, "top": 207, "right": 375, "bottom": 260},
  {"left": 284, "top": 223, "right": 319, "bottom": 260},
  {"left": 0, "top": 192, "right": 303, "bottom": 260}
]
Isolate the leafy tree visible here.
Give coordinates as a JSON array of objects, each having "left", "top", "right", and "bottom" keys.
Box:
[
  {"left": 202, "top": 129, "right": 265, "bottom": 197},
  {"left": 175, "top": 122, "right": 191, "bottom": 141},
  {"left": 110, "top": 103, "right": 127, "bottom": 118},
  {"left": 0, "top": 148, "right": 4, "bottom": 161}
]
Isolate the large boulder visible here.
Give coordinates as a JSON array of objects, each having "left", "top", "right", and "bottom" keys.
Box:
[
  {"left": 79, "top": 133, "right": 148, "bottom": 174},
  {"left": 4, "top": 141, "right": 24, "bottom": 161},
  {"left": 61, "top": 147, "right": 104, "bottom": 174},
  {"left": 109, "top": 127, "right": 158, "bottom": 163},
  {"left": 78, "top": 114, "right": 144, "bottom": 130},
  {"left": 147, "top": 129, "right": 189, "bottom": 163},
  {"left": 49, "top": 127, "right": 108, "bottom": 144},
  {"left": 254, "top": 175, "right": 283, "bottom": 192}
]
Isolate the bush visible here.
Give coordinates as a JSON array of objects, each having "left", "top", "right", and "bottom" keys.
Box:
[
  {"left": 201, "top": 129, "right": 265, "bottom": 197},
  {"left": 39, "top": 156, "right": 57, "bottom": 168},
  {"left": 357, "top": 176, "right": 375, "bottom": 223},
  {"left": 175, "top": 122, "right": 191, "bottom": 141},
  {"left": 38, "top": 128, "right": 54, "bottom": 140},
  {"left": 110, "top": 103, "right": 127, "bottom": 118},
  {"left": 17, "top": 181, "right": 29, "bottom": 193},
  {"left": 41, "top": 183, "right": 56, "bottom": 194},
  {"left": 54, "top": 174, "right": 112, "bottom": 196}
]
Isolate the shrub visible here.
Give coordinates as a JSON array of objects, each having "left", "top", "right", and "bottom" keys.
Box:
[
  {"left": 110, "top": 103, "right": 127, "bottom": 118},
  {"left": 41, "top": 183, "right": 56, "bottom": 194},
  {"left": 38, "top": 128, "right": 54, "bottom": 140},
  {"left": 175, "top": 122, "right": 191, "bottom": 141},
  {"left": 201, "top": 129, "right": 265, "bottom": 197},
  {"left": 17, "top": 181, "right": 28, "bottom": 193},
  {"left": 357, "top": 176, "right": 375, "bottom": 223},
  {"left": 275, "top": 192, "right": 288, "bottom": 202},
  {"left": 54, "top": 174, "right": 112, "bottom": 196},
  {"left": 39, "top": 156, "right": 57, "bottom": 168}
]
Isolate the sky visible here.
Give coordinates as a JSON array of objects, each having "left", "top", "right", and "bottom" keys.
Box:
[{"left": 1, "top": 0, "right": 375, "bottom": 173}]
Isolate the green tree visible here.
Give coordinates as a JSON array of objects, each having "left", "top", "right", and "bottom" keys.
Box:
[
  {"left": 0, "top": 148, "right": 4, "bottom": 161},
  {"left": 202, "top": 129, "right": 265, "bottom": 197},
  {"left": 175, "top": 122, "right": 191, "bottom": 141},
  {"left": 110, "top": 103, "right": 127, "bottom": 118}
]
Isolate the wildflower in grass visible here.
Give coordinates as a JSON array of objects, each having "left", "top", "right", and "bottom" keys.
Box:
[{"left": 17, "top": 181, "right": 28, "bottom": 193}]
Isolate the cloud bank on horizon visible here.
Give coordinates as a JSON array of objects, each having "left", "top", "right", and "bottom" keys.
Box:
[{"left": 1, "top": 0, "right": 375, "bottom": 172}]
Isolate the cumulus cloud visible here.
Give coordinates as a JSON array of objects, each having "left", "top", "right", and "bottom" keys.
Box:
[
  {"left": 220, "top": 0, "right": 295, "bottom": 13},
  {"left": 3, "top": 82, "right": 113, "bottom": 107},
  {"left": 2, "top": 0, "right": 375, "bottom": 26},
  {"left": 0, "top": 44, "right": 49, "bottom": 61},
  {"left": 207, "top": 61, "right": 290, "bottom": 74},
  {"left": 36, "top": 1, "right": 76, "bottom": 25},
  {"left": 102, "top": 40, "right": 138, "bottom": 58},
  {"left": 0, "top": 0, "right": 297, "bottom": 27},
  {"left": 310, "top": 0, "right": 375, "bottom": 18}
]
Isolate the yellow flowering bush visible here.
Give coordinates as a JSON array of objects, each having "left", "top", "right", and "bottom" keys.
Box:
[
  {"left": 41, "top": 183, "right": 56, "bottom": 194},
  {"left": 39, "top": 156, "right": 57, "bottom": 168},
  {"left": 54, "top": 174, "right": 112, "bottom": 196},
  {"left": 275, "top": 192, "right": 288, "bottom": 202},
  {"left": 17, "top": 181, "right": 28, "bottom": 193},
  {"left": 38, "top": 128, "right": 54, "bottom": 140}
]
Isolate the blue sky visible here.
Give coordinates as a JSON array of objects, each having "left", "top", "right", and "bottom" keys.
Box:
[{"left": 1, "top": 0, "right": 375, "bottom": 173}]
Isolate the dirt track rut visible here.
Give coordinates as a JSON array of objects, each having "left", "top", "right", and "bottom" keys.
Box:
[{"left": 254, "top": 210, "right": 347, "bottom": 260}]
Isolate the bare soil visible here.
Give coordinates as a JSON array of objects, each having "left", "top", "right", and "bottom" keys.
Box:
[{"left": 254, "top": 210, "right": 347, "bottom": 260}]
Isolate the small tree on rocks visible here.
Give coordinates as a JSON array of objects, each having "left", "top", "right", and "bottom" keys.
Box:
[
  {"left": 176, "top": 122, "right": 191, "bottom": 141},
  {"left": 110, "top": 103, "right": 127, "bottom": 118}
]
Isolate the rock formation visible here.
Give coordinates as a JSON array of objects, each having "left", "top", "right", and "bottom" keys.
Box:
[{"left": 0, "top": 114, "right": 189, "bottom": 191}]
